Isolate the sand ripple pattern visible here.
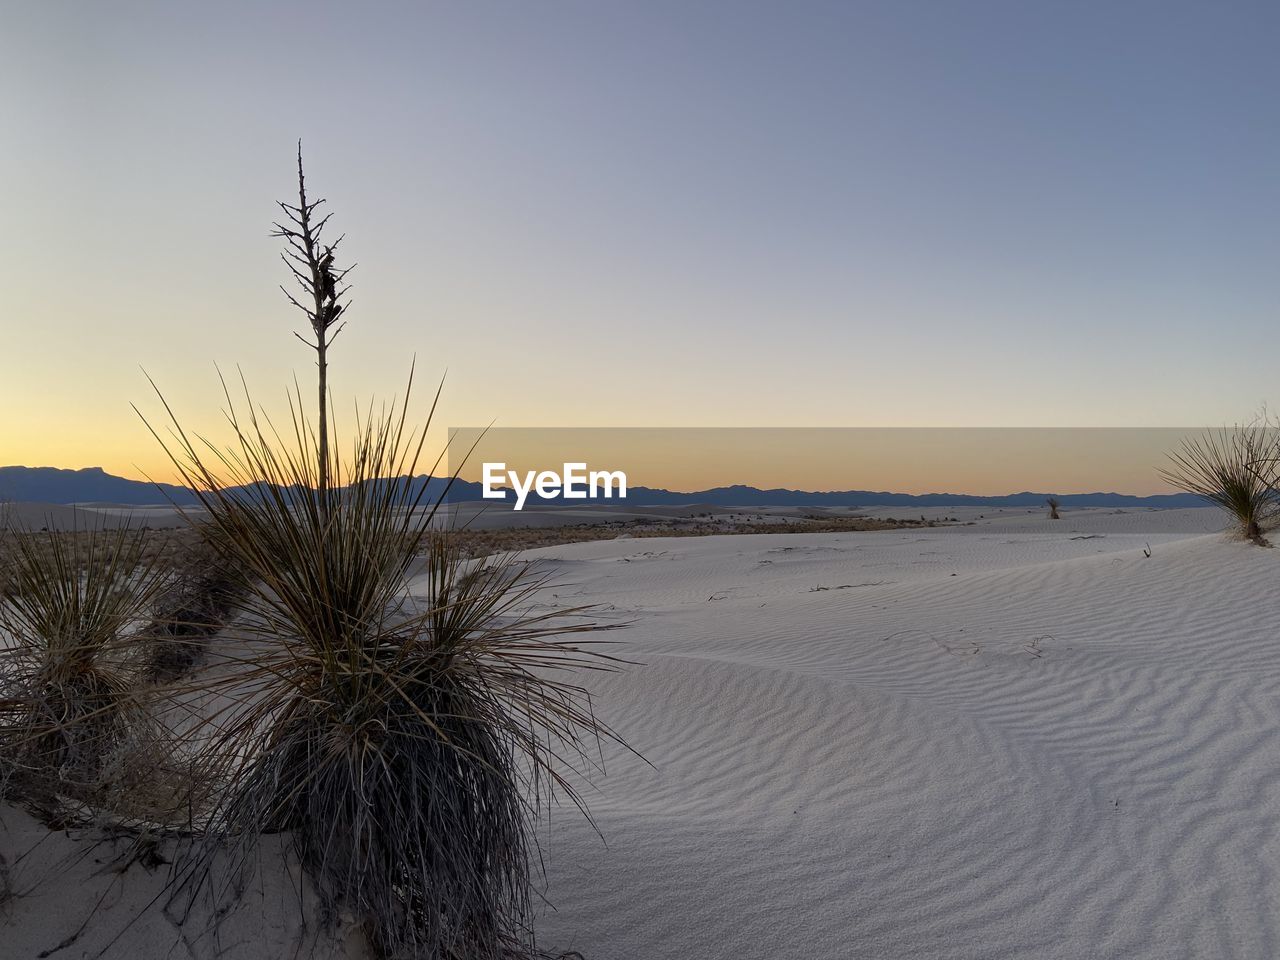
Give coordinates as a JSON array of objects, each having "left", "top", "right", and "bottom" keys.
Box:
[{"left": 526, "top": 510, "right": 1280, "bottom": 959}]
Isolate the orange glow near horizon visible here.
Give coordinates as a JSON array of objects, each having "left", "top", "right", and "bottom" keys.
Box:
[
  {"left": 3, "top": 421, "right": 1204, "bottom": 498},
  {"left": 446, "top": 428, "right": 1199, "bottom": 498}
]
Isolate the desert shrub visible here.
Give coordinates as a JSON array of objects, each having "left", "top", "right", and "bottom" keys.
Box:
[
  {"left": 132, "top": 147, "right": 626, "bottom": 956},
  {"left": 140, "top": 531, "right": 243, "bottom": 684},
  {"left": 1046, "top": 496, "right": 1061, "bottom": 520},
  {"left": 1159, "top": 423, "right": 1280, "bottom": 544},
  {"left": 143, "top": 379, "right": 622, "bottom": 959},
  {"left": 0, "top": 524, "right": 173, "bottom": 819}
]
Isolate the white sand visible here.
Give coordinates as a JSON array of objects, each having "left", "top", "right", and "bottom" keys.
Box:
[
  {"left": 6, "top": 505, "right": 1277, "bottom": 959},
  {"left": 0, "top": 803, "right": 367, "bottom": 959},
  {"left": 528, "top": 506, "right": 1280, "bottom": 959},
  {"left": 0, "top": 502, "right": 198, "bottom": 531}
]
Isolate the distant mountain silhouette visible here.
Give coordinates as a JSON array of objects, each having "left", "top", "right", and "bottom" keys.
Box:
[
  {"left": 0, "top": 466, "right": 200, "bottom": 505},
  {"left": 0, "top": 465, "right": 1206, "bottom": 510},
  {"left": 0, "top": 467, "right": 486, "bottom": 507},
  {"left": 573, "top": 484, "right": 1205, "bottom": 509}
]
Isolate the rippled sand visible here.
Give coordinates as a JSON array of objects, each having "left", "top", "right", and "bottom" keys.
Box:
[{"left": 531, "top": 507, "right": 1279, "bottom": 960}]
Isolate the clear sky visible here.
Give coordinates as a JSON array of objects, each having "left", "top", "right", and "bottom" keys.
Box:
[{"left": 2, "top": 1, "right": 1278, "bottom": 485}]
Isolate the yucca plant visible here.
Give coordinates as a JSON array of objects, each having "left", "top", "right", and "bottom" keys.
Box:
[
  {"left": 134, "top": 148, "right": 625, "bottom": 956},
  {"left": 271, "top": 140, "right": 352, "bottom": 506},
  {"left": 0, "top": 523, "right": 173, "bottom": 817},
  {"left": 1046, "top": 496, "right": 1061, "bottom": 520},
  {"left": 1159, "top": 423, "right": 1280, "bottom": 544},
  {"left": 141, "top": 374, "right": 622, "bottom": 958}
]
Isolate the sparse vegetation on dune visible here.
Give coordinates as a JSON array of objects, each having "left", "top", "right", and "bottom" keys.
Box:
[
  {"left": 0, "top": 524, "right": 174, "bottom": 823},
  {"left": 1046, "top": 496, "right": 1061, "bottom": 520},
  {"left": 128, "top": 150, "right": 626, "bottom": 958},
  {"left": 0, "top": 148, "right": 640, "bottom": 958},
  {"left": 1160, "top": 422, "right": 1280, "bottom": 544},
  {"left": 139, "top": 532, "right": 244, "bottom": 684},
  {"left": 141, "top": 377, "right": 623, "bottom": 958}
]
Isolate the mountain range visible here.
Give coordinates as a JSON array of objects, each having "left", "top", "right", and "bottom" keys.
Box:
[{"left": 0, "top": 465, "right": 1206, "bottom": 510}]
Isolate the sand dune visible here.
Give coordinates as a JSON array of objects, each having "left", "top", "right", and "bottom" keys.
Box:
[
  {"left": 5, "top": 505, "right": 1276, "bottom": 958},
  {"left": 527, "top": 506, "right": 1279, "bottom": 959},
  {"left": 0, "top": 803, "right": 366, "bottom": 959}
]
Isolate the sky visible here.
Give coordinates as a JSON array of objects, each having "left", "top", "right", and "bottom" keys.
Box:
[
  {"left": 450, "top": 428, "right": 1209, "bottom": 496},
  {"left": 2, "top": 1, "right": 1278, "bottom": 489}
]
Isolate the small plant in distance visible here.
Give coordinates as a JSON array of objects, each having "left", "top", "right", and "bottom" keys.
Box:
[
  {"left": 1159, "top": 422, "right": 1280, "bottom": 545},
  {"left": 1046, "top": 496, "right": 1061, "bottom": 520},
  {"left": 140, "top": 148, "right": 626, "bottom": 958},
  {"left": 0, "top": 523, "right": 172, "bottom": 820}
]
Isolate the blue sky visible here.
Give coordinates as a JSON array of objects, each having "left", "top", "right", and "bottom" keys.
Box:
[{"left": 2, "top": 1, "right": 1278, "bottom": 479}]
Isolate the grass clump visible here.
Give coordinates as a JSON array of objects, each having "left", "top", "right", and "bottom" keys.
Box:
[
  {"left": 1160, "top": 423, "right": 1280, "bottom": 544},
  {"left": 140, "top": 531, "right": 243, "bottom": 684},
  {"left": 143, "top": 376, "right": 622, "bottom": 959},
  {"left": 0, "top": 524, "right": 173, "bottom": 821}
]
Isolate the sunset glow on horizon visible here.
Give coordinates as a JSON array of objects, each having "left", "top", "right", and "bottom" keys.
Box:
[{"left": 3, "top": 2, "right": 1279, "bottom": 488}]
